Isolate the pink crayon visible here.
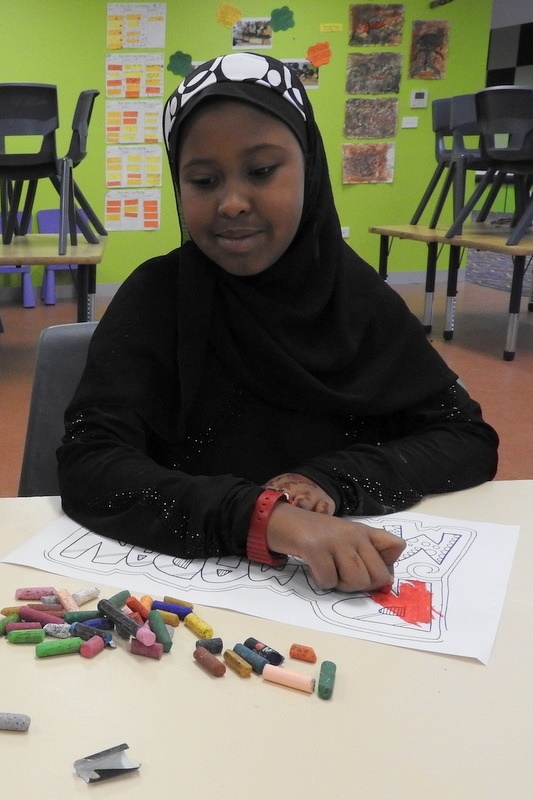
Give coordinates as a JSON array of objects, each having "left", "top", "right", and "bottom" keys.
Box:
[{"left": 15, "top": 587, "right": 57, "bottom": 601}]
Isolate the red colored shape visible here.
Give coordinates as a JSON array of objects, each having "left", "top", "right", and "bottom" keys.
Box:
[{"left": 370, "top": 580, "right": 435, "bottom": 625}]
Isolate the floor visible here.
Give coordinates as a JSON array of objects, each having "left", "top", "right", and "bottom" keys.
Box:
[{"left": 1, "top": 278, "right": 532, "bottom": 497}]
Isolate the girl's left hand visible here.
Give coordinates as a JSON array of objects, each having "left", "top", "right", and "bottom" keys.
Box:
[{"left": 264, "top": 472, "right": 335, "bottom": 515}]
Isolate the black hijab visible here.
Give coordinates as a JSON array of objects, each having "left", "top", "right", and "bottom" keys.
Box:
[
  {"left": 162, "top": 53, "right": 455, "bottom": 429},
  {"left": 71, "top": 53, "right": 455, "bottom": 442}
]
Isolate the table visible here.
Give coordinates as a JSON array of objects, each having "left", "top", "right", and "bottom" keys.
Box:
[
  {"left": 0, "top": 233, "right": 106, "bottom": 332},
  {"left": 0, "top": 481, "right": 531, "bottom": 799},
  {"left": 370, "top": 222, "right": 533, "bottom": 360}
]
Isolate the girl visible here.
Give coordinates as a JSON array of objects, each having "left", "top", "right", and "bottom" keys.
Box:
[{"left": 58, "top": 53, "right": 498, "bottom": 592}]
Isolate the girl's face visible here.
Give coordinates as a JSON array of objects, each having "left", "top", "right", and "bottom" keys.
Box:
[{"left": 178, "top": 100, "right": 305, "bottom": 276}]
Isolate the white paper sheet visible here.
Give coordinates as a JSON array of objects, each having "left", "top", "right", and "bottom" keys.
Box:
[{"left": 2, "top": 511, "right": 519, "bottom": 664}]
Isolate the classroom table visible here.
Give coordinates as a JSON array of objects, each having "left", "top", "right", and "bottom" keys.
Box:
[
  {"left": 0, "top": 233, "right": 106, "bottom": 332},
  {"left": 369, "top": 222, "right": 533, "bottom": 360},
  {"left": 0, "top": 481, "right": 531, "bottom": 799}
]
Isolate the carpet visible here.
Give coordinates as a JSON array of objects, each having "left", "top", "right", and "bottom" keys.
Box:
[{"left": 465, "top": 214, "right": 533, "bottom": 296}]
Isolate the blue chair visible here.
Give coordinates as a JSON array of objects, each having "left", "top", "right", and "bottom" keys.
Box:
[
  {"left": 0, "top": 212, "right": 35, "bottom": 308},
  {"left": 37, "top": 208, "right": 84, "bottom": 305}
]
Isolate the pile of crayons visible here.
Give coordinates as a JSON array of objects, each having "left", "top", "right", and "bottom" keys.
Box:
[{"left": 1, "top": 583, "right": 336, "bottom": 730}]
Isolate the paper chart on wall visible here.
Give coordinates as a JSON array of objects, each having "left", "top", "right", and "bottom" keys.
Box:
[{"left": 2, "top": 512, "right": 519, "bottom": 664}]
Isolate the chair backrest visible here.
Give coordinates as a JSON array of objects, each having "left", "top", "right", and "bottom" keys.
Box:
[
  {"left": 449, "top": 93, "right": 482, "bottom": 159},
  {"left": 65, "top": 89, "right": 100, "bottom": 167},
  {"left": 0, "top": 83, "right": 58, "bottom": 168},
  {"left": 36, "top": 207, "right": 87, "bottom": 235},
  {"left": 475, "top": 85, "right": 533, "bottom": 161},
  {"left": 432, "top": 98, "right": 453, "bottom": 162},
  {"left": 18, "top": 322, "right": 98, "bottom": 497}
]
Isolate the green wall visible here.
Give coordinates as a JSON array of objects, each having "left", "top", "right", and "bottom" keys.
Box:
[{"left": 0, "top": 0, "right": 493, "bottom": 290}]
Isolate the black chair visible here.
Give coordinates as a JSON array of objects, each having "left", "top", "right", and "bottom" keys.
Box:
[
  {"left": 18, "top": 321, "right": 98, "bottom": 497},
  {"left": 0, "top": 83, "right": 59, "bottom": 244},
  {"left": 0, "top": 84, "right": 104, "bottom": 255},
  {"left": 411, "top": 95, "right": 487, "bottom": 228},
  {"left": 51, "top": 89, "right": 106, "bottom": 251},
  {"left": 446, "top": 86, "right": 533, "bottom": 245}
]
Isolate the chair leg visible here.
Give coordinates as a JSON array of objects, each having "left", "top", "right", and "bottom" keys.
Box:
[
  {"left": 57, "top": 157, "right": 74, "bottom": 255},
  {"left": 21, "top": 270, "right": 36, "bottom": 308},
  {"left": 2, "top": 181, "right": 23, "bottom": 243},
  {"left": 410, "top": 163, "right": 447, "bottom": 225},
  {"left": 73, "top": 181, "right": 107, "bottom": 237},
  {"left": 41, "top": 268, "right": 56, "bottom": 305},
  {"left": 19, "top": 180, "right": 37, "bottom": 234},
  {"left": 476, "top": 171, "right": 506, "bottom": 222},
  {"left": 429, "top": 166, "right": 454, "bottom": 228},
  {"left": 506, "top": 196, "right": 533, "bottom": 245},
  {"left": 446, "top": 168, "right": 497, "bottom": 238}
]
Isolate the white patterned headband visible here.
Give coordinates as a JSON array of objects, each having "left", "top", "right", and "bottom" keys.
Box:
[{"left": 164, "top": 52, "right": 309, "bottom": 159}]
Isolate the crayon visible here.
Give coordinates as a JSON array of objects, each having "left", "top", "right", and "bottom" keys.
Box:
[
  {"left": 7, "top": 629, "right": 46, "bottom": 644},
  {"left": 262, "top": 664, "right": 315, "bottom": 694},
  {"left": 69, "top": 622, "right": 113, "bottom": 645},
  {"left": 233, "top": 643, "right": 269, "bottom": 675},
  {"left": 43, "top": 622, "right": 72, "bottom": 639},
  {"left": 56, "top": 588, "right": 79, "bottom": 612},
  {"left": 243, "top": 636, "right": 284, "bottom": 665},
  {"left": 151, "top": 600, "right": 192, "bottom": 619},
  {"left": 130, "top": 638, "right": 163, "bottom": 660},
  {"left": 71, "top": 586, "right": 100, "bottom": 606},
  {"left": 0, "top": 614, "right": 20, "bottom": 635},
  {"left": 80, "top": 636, "right": 106, "bottom": 659},
  {"left": 5, "top": 622, "right": 41, "bottom": 633},
  {"left": 163, "top": 595, "right": 194, "bottom": 609},
  {"left": 18, "top": 606, "right": 66, "bottom": 625},
  {"left": 35, "top": 637, "right": 84, "bottom": 658},
  {"left": 223, "top": 649, "right": 253, "bottom": 677},
  {"left": 0, "top": 713, "right": 31, "bottom": 732},
  {"left": 317, "top": 661, "right": 337, "bottom": 700},
  {"left": 105, "top": 589, "right": 131, "bottom": 608},
  {"left": 195, "top": 637, "right": 223, "bottom": 654},
  {"left": 289, "top": 643, "right": 317, "bottom": 663},
  {"left": 97, "top": 599, "right": 155, "bottom": 645},
  {"left": 126, "top": 596, "right": 149, "bottom": 621},
  {"left": 193, "top": 646, "right": 226, "bottom": 677},
  {"left": 63, "top": 609, "right": 101, "bottom": 623},
  {"left": 147, "top": 610, "right": 173, "bottom": 653},
  {"left": 15, "top": 587, "right": 56, "bottom": 601},
  {"left": 183, "top": 612, "right": 213, "bottom": 639}
]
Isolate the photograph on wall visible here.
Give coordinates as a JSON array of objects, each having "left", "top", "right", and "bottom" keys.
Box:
[
  {"left": 342, "top": 142, "right": 395, "bottom": 184},
  {"left": 232, "top": 18, "right": 273, "bottom": 49},
  {"left": 344, "top": 97, "right": 398, "bottom": 139},
  {"left": 409, "top": 20, "right": 449, "bottom": 79},
  {"left": 282, "top": 59, "right": 320, "bottom": 88},
  {"left": 346, "top": 52, "right": 402, "bottom": 94},
  {"left": 349, "top": 3, "right": 405, "bottom": 47}
]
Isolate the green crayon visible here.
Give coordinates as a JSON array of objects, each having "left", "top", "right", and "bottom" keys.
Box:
[
  {"left": 105, "top": 589, "right": 131, "bottom": 608},
  {"left": 148, "top": 610, "right": 173, "bottom": 653},
  {"left": 318, "top": 660, "right": 337, "bottom": 700},
  {"left": 35, "top": 637, "right": 83, "bottom": 658},
  {"left": 7, "top": 628, "right": 46, "bottom": 644},
  {"left": 0, "top": 614, "right": 19, "bottom": 636}
]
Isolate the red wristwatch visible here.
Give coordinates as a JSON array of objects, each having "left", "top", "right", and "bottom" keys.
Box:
[{"left": 246, "top": 489, "right": 289, "bottom": 567}]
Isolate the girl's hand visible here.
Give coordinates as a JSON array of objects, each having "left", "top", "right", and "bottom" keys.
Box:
[
  {"left": 264, "top": 472, "right": 335, "bottom": 515},
  {"left": 266, "top": 502, "right": 405, "bottom": 592}
]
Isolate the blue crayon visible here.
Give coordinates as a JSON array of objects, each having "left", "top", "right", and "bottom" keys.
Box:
[
  {"left": 151, "top": 600, "right": 192, "bottom": 619},
  {"left": 83, "top": 617, "right": 114, "bottom": 630},
  {"left": 233, "top": 643, "right": 269, "bottom": 674}
]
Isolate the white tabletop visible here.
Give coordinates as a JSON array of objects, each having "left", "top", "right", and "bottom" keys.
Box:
[{"left": 1, "top": 482, "right": 532, "bottom": 799}]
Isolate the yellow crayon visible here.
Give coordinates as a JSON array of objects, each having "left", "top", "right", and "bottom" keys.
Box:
[
  {"left": 184, "top": 612, "right": 213, "bottom": 639},
  {"left": 163, "top": 595, "right": 194, "bottom": 609},
  {"left": 156, "top": 610, "right": 180, "bottom": 627}
]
